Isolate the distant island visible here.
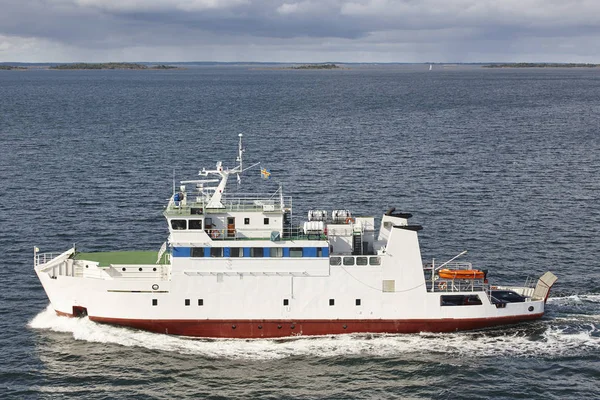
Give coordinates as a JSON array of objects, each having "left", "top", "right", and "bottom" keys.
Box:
[
  {"left": 484, "top": 63, "right": 600, "bottom": 68},
  {"left": 253, "top": 63, "right": 345, "bottom": 71},
  {"left": 291, "top": 63, "right": 341, "bottom": 70},
  {"left": 50, "top": 62, "right": 181, "bottom": 70},
  {"left": 0, "top": 65, "right": 27, "bottom": 70}
]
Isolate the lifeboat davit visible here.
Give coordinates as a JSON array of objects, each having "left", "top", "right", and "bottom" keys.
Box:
[{"left": 438, "top": 268, "right": 485, "bottom": 280}]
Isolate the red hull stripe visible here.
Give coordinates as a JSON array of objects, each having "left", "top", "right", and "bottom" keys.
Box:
[{"left": 55, "top": 311, "right": 545, "bottom": 338}]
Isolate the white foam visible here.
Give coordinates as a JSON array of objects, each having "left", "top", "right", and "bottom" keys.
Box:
[
  {"left": 548, "top": 294, "right": 600, "bottom": 304},
  {"left": 29, "top": 305, "right": 600, "bottom": 361}
]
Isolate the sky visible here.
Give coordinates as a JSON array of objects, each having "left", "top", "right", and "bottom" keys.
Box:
[{"left": 1, "top": 0, "right": 599, "bottom": 63}]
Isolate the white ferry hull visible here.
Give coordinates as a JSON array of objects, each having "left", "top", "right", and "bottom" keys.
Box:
[{"left": 37, "top": 266, "right": 548, "bottom": 339}]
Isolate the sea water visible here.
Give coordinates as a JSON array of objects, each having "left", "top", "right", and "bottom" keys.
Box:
[{"left": 1, "top": 65, "right": 599, "bottom": 399}]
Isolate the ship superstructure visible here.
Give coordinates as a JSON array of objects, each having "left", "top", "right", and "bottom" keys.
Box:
[{"left": 34, "top": 135, "right": 557, "bottom": 338}]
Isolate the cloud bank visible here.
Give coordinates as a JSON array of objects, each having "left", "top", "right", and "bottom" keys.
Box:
[{"left": 1, "top": 0, "right": 599, "bottom": 62}]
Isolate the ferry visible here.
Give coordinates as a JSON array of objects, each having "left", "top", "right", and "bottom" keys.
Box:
[{"left": 34, "top": 135, "right": 557, "bottom": 338}]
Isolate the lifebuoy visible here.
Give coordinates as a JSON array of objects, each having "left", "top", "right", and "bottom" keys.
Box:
[
  {"left": 211, "top": 230, "right": 220, "bottom": 239},
  {"left": 345, "top": 217, "right": 355, "bottom": 224},
  {"left": 438, "top": 281, "right": 447, "bottom": 291}
]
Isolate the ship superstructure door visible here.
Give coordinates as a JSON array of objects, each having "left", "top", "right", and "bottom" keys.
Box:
[{"left": 227, "top": 217, "right": 236, "bottom": 238}]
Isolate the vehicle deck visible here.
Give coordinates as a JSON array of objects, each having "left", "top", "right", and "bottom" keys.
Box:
[{"left": 74, "top": 251, "right": 166, "bottom": 266}]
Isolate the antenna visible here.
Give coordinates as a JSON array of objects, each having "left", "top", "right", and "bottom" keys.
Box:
[
  {"left": 236, "top": 133, "right": 244, "bottom": 172},
  {"left": 172, "top": 169, "right": 176, "bottom": 195}
]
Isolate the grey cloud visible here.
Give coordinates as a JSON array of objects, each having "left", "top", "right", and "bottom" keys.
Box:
[{"left": 2, "top": 0, "right": 600, "bottom": 62}]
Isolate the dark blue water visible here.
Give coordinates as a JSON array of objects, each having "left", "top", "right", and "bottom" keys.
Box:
[{"left": 1, "top": 66, "right": 599, "bottom": 399}]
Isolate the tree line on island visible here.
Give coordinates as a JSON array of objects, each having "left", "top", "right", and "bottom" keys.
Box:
[
  {"left": 484, "top": 63, "right": 600, "bottom": 68},
  {"left": 50, "top": 63, "right": 179, "bottom": 70}
]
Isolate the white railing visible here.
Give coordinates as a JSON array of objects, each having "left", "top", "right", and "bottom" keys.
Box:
[
  {"left": 35, "top": 252, "right": 62, "bottom": 267},
  {"left": 165, "top": 194, "right": 292, "bottom": 215}
]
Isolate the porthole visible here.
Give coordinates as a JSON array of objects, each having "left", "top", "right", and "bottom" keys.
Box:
[
  {"left": 291, "top": 324, "right": 295, "bottom": 329},
  {"left": 528, "top": 306, "right": 534, "bottom": 312},
  {"left": 277, "top": 325, "right": 282, "bottom": 329},
  {"left": 152, "top": 284, "right": 159, "bottom": 290},
  {"left": 232, "top": 325, "right": 236, "bottom": 329},
  {"left": 258, "top": 325, "right": 263, "bottom": 329},
  {"left": 139, "top": 267, "right": 143, "bottom": 272},
  {"left": 343, "top": 325, "right": 347, "bottom": 329},
  {"left": 122, "top": 267, "right": 126, "bottom": 271},
  {"left": 153, "top": 267, "right": 157, "bottom": 272}
]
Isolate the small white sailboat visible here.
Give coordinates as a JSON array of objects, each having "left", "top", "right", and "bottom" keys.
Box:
[{"left": 429, "top": 64, "right": 433, "bottom": 71}]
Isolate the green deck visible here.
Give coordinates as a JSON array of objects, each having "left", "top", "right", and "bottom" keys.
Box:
[{"left": 74, "top": 250, "right": 167, "bottom": 266}]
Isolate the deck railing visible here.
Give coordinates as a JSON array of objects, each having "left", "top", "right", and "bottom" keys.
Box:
[
  {"left": 203, "top": 227, "right": 326, "bottom": 241},
  {"left": 35, "top": 252, "right": 62, "bottom": 267},
  {"left": 165, "top": 194, "right": 292, "bottom": 215}
]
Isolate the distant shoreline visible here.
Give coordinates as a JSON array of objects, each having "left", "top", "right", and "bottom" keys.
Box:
[
  {"left": 254, "top": 63, "right": 347, "bottom": 70},
  {"left": 0, "top": 63, "right": 183, "bottom": 70},
  {"left": 484, "top": 63, "right": 600, "bottom": 68}
]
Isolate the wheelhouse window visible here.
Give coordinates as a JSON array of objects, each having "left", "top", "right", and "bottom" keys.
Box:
[
  {"left": 329, "top": 257, "right": 341, "bottom": 266},
  {"left": 189, "top": 220, "right": 203, "bottom": 230},
  {"left": 230, "top": 248, "right": 243, "bottom": 258},
  {"left": 210, "top": 247, "right": 223, "bottom": 257},
  {"left": 171, "top": 219, "right": 187, "bottom": 230},
  {"left": 343, "top": 257, "right": 355, "bottom": 266},
  {"left": 289, "top": 248, "right": 303, "bottom": 258},
  {"left": 250, "top": 247, "right": 264, "bottom": 257},
  {"left": 191, "top": 248, "right": 204, "bottom": 257}
]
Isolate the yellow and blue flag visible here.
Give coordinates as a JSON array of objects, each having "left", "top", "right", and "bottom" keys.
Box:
[{"left": 261, "top": 168, "right": 271, "bottom": 179}]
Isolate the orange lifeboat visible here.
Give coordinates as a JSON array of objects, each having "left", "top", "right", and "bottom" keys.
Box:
[{"left": 438, "top": 268, "right": 485, "bottom": 280}]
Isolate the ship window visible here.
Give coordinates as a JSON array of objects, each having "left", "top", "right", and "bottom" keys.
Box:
[
  {"left": 171, "top": 219, "right": 187, "bottom": 230},
  {"left": 329, "top": 299, "right": 335, "bottom": 306},
  {"left": 356, "top": 299, "right": 361, "bottom": 306},
  {"left": 185, "top": 299, "right": 190, "bottom": 306},
  {"left": 356, "top": 257, "right": 368, "bottom": 266},
  {"left": 329, "top": 257, "right": 341, "bottom": 266},
  {"left": 343, "top": 257, "right": 355, "bottom": 266},
  {"left": 244, "top": 218, "right": 250, "bottom": 225},
  {"left": 369, "top": 257, "right": 381, "bottom": 266},
  {"left": 152, "top": 299, "right": 158, "bottom": 306},
  {"left": 283, "top": 299, "right": 289, "bottom": 306},
  {"left": 271, "top": 247, "right": 283, "bottom": 258},
  {"left": 230, "top": 248, "right": 243, "bottom": 257},
  {"left": 191, "top": 248, "right": 204, "bottom": 257},
  {"left": 289, "top": 247, "right": 303, "bottom": 258},
  {"left": 210, "top": 247, "right": 223, "bottom": 257},
  {"left": 264, "top": 217, "right": 269, "bottom": 225},
  {"left": 189, "top": 220, "right": 203, "bottom": 230},
  {"left": 198, "top": 299, "right": 204, "bottom": 306},
  {"left": 250, "top": 247, "right": 264, "bottom": 257},
  {"left": 440, "top": 295, "right": 483, "bottom": 306}
]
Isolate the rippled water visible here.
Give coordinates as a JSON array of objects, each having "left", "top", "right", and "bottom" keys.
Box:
[{"left": 1, "top": 66, "right": 599, "bottom": 399}]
